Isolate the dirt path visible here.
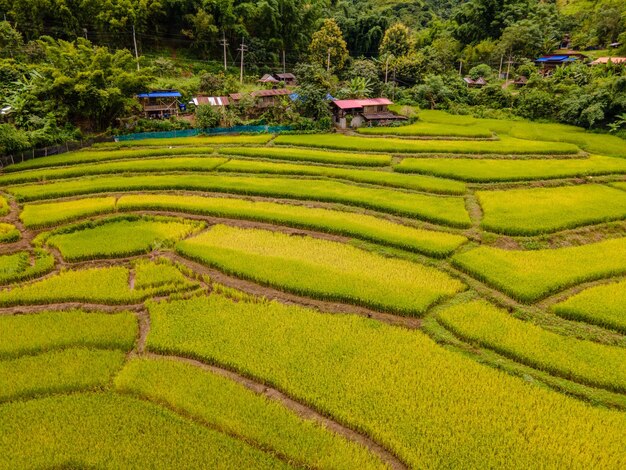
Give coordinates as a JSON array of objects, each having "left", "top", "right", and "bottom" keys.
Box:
[
  {"left": 145, "top": 353, "right": 407, "bottom": 470},
  {"left": 165, "top": 252, "right": 422, "bottom": 330}
]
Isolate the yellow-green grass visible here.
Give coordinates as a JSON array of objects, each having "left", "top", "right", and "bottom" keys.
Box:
[
  {"left": 0, "top": 223, "right": 19, "bottom": 243},
  {"left": 438, "top": 300, "right": 626, "bottom": 393},
  {"left": 358, "top": 121, "right": 493, "bottom": 138},
  {"left": 146, "top": 294, "right": 626, "bottom": 469},
  {"left": 274, "top": 134, "right": 581, "bottom": 155},
  {"left": 117, "top": 194, "right": 467, "bottom": 257},
  {"left": 0, "top": 196, "right": 8, "bottom": 216},
  {"left": 219, "top": 146, "right": 392, "bottom": 166},
  {"left": 0, "top": 348, "right": 126, "bottom": 402},
  {"left": 0, "top": 157, "right": 229, "bottom": 185},
  {"left": 0, "top": 260, "right": 196, "bottom": 307},
  {"left": 40, "top": 215, "right": 205, "bottom": 261},
  {"left": 477, "top": 184, "right": 626, "bottom": 235},
  {"left": 401, "top": 109, "right": 626, "bottom": 157},
  {"left": 3, "top": 146, "right": 216, "bottom": 172},
  {"left": 394, "top": 155, "right": 626, "bottom": 182},
  {"left": 116, "top": 357, "right": 385, "bottom": 470},
  {"left": 0, "top": 310, "right": 137, "bottom": 359},
  {"left": 97, "top": 134, "right": 273, "bottom": 148},
  {"left": 553, "top": 279, "right": 626, "bottom": 333},
  {"left": 0, "top": 393, "right": 287, "bottom": 469},
  {"left": 20, "top": 196, "right": 117, "bottom": 228},
  {"left": 8, "top": 174, "right": 472, "bottom": 227},
  {"left": 177, "top": 225, "right": 464, "bottom": 315},
  {"left": 0, "top": 156, "right": 465, "bottom": 194},
  {"left": 610, "top": 182, "right": 626, "bottom": 192},
  {"left": 217, "top": 159, "right": 465, "bottom": 194},
  {"left": 0, "top": 249, "right": 54, "bottom": 286},
  {"left": 452, "top": 238, "right": 626, "bottom": 302}
]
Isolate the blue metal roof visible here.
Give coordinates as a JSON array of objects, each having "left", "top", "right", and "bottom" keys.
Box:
[
  {"left": 536, "top": 55, "right": 578, "bottom": 63},
  {"left": 136, "top": 91, "right": 182, "bottom": 98}
]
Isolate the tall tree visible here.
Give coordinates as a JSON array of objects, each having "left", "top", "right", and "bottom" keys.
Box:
[
  {"left": 309, "top": 18, "right": 349, "bottom": 71},
  {"left": 379, "top": 23, "right": 412, "bottom": 57}
]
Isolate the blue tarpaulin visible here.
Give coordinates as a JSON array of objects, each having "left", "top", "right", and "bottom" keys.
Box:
[{"left": 136, "top": 91, "right": 182, "bottom": 98}]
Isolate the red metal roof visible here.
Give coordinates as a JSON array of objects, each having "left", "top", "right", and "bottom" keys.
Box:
[{"left": 332, "top": 98, "right": 393, "bottom": 110}]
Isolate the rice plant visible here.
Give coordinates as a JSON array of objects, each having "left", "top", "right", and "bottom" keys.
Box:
[
  {"left": 0, "top": 310, "right": 137, "bottom": 359},
  {"left": 477, "top": 184, "right": 626, "bottom": 235},
  {"left": 146, "top": 294, "right": 626, "bottom": 469},
  {"left": 20, "top": 197, "right": 118, "bottom": 228},
  {"left": 218, "top": 146, "right": 392, "bottom": 166},
  {"left": 395, "top": 155, "right": 626, "bottom": 182},
  {"left": 0, "top": 348, "right": 126, "bottom": 402},
  {"left": 438, "top": 300, "right": 626, "bottom": 392},
  {"left": 552, "top": 279, "right": 626, "bottom": 333},
  {"left": 116, "top": 357, "right": 385, "bottom": 470},
  {"left": 41, "top": 215, "right": 205, "bottom": 261},
  {"left": 177, "top": 225, "right": 465, "bottom": 315},
  {"left": 8, "top": 174, "right": 472, "bottom": 227},
  {"left": 217, "top": 159, "right": 466, "bottom": 194},
  {"left": 0, "top": 392, "right": 286, "bottom": 469},
  {"left": 452, "top": 238, "right": 626, "bottom": 302},
  {"left": 117, "top": 194, "right": 468, "bottom": 257},
  {"left": 274, "top": 134, "right": 581, "bottom": 155}
]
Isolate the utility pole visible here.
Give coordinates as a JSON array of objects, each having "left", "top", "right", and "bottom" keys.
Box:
[
  {"left": 132, "top": 25, "right": 140, "bottom": 71},
  {"left": 327, "top": 48, "right": 331, "bottom": 72},
  {"left": 238, "top": 37, "right": 248, "bottom": 84},
  {"left": 506, "top": 54, "right": 512, "bottom": 82},
  {"left": 282, "top": 49, "right": 286, "bottom": 74},
  {"left": 498, "top": 54, "right": 504, "bottom": 78},
  {"left": 392, "top": 67, "right": 396, "bottom": 101},
  {"left": 219, "top": 31, "right": 228, "bottom": 71},
  {"left": 458, "top": 60, "right": 463, "bottom": 76},
  {"left": 385, "top": 55, "right": 389, "bottom": 84}
]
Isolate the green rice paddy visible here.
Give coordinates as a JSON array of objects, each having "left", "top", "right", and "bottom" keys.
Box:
[{"left": 1, "top": 111, "right": 626, "bottom": 468}]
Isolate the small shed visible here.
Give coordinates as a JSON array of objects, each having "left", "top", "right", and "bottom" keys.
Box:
[
  {"left": 331, "top": 98, "right": 405, "bottom": 129},
  {"left": 258, "top": 74, "right": 280, "bottom": 84},
  {"left": 463, "top": 77, "right": 487, "bottom": 88},
  {"left": 251, "top": 88, "right": 292, "bottom": 108},
  {"left": 136, "top": 91, "right": 182, "bottom": 118},
  {"left": 275, "top": 72, "right": 297, "bottom": 86}
]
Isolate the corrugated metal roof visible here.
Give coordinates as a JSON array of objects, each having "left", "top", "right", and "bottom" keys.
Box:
[
  {"left": 252, "top": 88, "right": 292, "bottom": 97},
  {"left": 259, "top": 74, "right": 279, "bottom": 83},
  {"left": 136, "top": 91, "right": 182, "bottom": 98},
  {"left": 276, "top": 73, "right": 296, "bottom": 79},
  {"left": 332, "top": 98, "right": 393, "bottom": 110},
  {"left": 193, "top": 96, "right": 230, "bottom": 106}
]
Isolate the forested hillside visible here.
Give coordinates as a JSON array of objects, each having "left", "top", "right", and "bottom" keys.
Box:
[{"left": 1, "top": 0, "right": 625, "bottom": 154}]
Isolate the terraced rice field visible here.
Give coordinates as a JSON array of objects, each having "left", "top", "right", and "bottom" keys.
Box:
[{"left": 2, "top": 116, "right": 626, "bottom": 468}]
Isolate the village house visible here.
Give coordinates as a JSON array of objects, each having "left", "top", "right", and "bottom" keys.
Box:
[
  {"left": 251, "top": 88, "right": 293, "bottom": 108},
  {"left": 258, "top": 74, "right": 280, "bottom": 84},
  {"left": 136, "top": 90, "right": 183, "bottom": 118},
  {"left": 331, "top": 98, "right": 405, "bottom": 129},
  {"left": 275, "top": 72, "right": 297, "bottom": 86},
  {"left": 257, "top": 72, "right": 297, "bottom": 86},
  {"left": 463, "top": 77, "right": 487, "bottom": 87},
  {"left": 535, "top": 51, "right": 588, "bottom": 72}
]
